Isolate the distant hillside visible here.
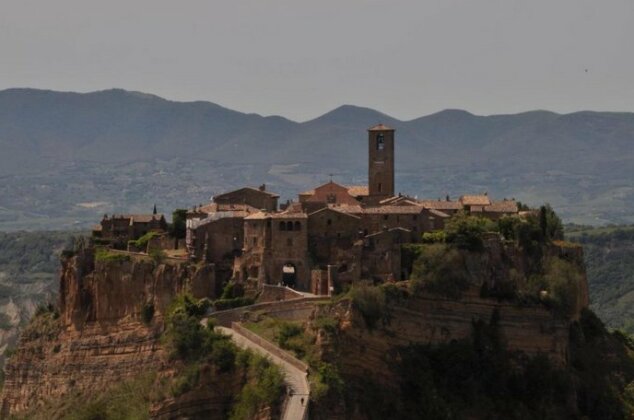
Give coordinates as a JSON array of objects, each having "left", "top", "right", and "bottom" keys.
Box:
[
  {"left": 567, "top": 225, "right": 634, "bottom": 334},
  {"left": 0, "top": 88, "right": 633, "bottom": 229}
]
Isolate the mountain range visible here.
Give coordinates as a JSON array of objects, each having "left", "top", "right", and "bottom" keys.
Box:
[{"left": 0, "top": 88, "right": 633, "bottom": 230}]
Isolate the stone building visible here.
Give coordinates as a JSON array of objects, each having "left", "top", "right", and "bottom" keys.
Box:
[
  {"left": 238, "top": 210, "right": 309, "bottom": 289},
  {"left": 213, "top": 185, "right": 279, "bottom": 212},
  {"left": 367, "top": 124, "right": 395, "bottom": 202},
  {"left": 96, "top": 213, "right": 167, "bottom": 248},
  {"left": 183, "top": 124, "right": 520, "bottom": 293}
]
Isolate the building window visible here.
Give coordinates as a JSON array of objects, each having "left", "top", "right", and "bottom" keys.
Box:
[
  {"left": 326, "top": 193, "right": 336, "bottom": 204},
  {"left": 377, "top": 133, "right": 385, "bottom": 150},
  {"left": 327, "top": 219, "right": 332, "bottom": 226},
  {"left": 378, "top": 183, "right": 382, "bottom": 193},
  {"left": 287, "top": 238, "right": 293, "bottom": 247},
  {"left": 252, "top": 237, "right": 257, "bottom": 246},
  {"left": 383, "top": 215, "right": 388, "bottom": 221},
  {"left": 294, "top": 221, "right": 301, "bottom": 231},
  {"left": 279, "top": 221, "right": 286, "bottom": 231},
  {"left": 412, "top": 215, "right": 417, "bottom": 220},
  {"left": 286, "top": 221, "right": 293, "bottom": 231}
]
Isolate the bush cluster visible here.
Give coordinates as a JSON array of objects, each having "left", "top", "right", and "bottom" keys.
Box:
[
  {"left": 213, "top": 297, "right": 255, "bottom": 311},
  {"left": 349, "top": 284, "right": 387, "bottom": 329},
  {"left": 94, "top": 247, "right": 130, "bottom": 263},
  {"left": 410, "top": 244, "right": 470, "bottom": 299},
  {"left": 230, "top": 351, "right": 285, "bottom": 420},
  {"left": 128, "top": 231, "right": 161, "bottom": 250}
]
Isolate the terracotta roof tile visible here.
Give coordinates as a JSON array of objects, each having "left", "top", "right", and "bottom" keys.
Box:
[
  {"left": 368, "top": 124, "right": 394, "bottom": 131},
  {"left": 361, "top": 206, "right": 425, "bottom": 215},
  {"left": 309, "top": 207, "right": 361, "bottom": 219},
  {"left": 418, "top": 200, "right": 463, "bottom": 210},
  {"left": 484, "top": 200, "right": 519, "bottom": 213},
  {"left": 460, "top": 195, "right": 491, "bottom": 206},
  {"left": 215, "top": 186, "right": 280, "bottom": 199},
  {"left": 346, "top": 185, "right": 369, "bottom": 197}
]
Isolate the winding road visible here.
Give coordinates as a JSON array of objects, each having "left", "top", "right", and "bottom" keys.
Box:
[{"left": 216, "top": 325, "right": 310, "bottom": 420}]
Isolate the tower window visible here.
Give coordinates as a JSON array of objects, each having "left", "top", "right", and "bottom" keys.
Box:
[{"left": 377, "top": 133, "right": 385, "bottom": 150}]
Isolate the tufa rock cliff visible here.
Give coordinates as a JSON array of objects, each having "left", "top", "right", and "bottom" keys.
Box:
[{"left": 0, "top": 248, "right": 219, "bottom": 417}]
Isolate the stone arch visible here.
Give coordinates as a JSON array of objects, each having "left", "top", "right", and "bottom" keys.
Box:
[{"left": 282, "top": 262, "right": 297, "bottom": 288}]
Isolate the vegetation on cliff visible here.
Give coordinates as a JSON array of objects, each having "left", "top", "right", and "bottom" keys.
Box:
[
  {"left": 162, "top": 293, "right": 284, "bottom": 418},
  {"left": 403, "top": 207, "right": 585, "bottom": 318},
  {"left": 386, "top": 309, "right": 634, "bottom": 420}
]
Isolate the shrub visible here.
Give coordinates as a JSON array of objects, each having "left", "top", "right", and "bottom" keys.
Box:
[
  {"left": 171, "top": 363, "right": 201, "bottom": 397},
  {"left": 275, "top": 322, "right": 308, "bottom": 357},
  {"left": 163, "top": 293, "right": 219, "bottom": 361},
  {"left": 230, "top": 352, "right": 285, "bottom": 420},
  {"left": 128, "top": 231, "right": 161, "bottom": 250},
  {"left": 213, "top": 297, "right": 255, "bottom": 311},
  {"left": 497, "top": 215, "right": 523, "bottom": 241},
  {"left": 350, "top": 285, "right": 386, "bottom": 329},
  {"left": 410, "top": 244, "right": 470, "bottom": 299},
  {"left": 444, "top": 212, "right": 497, "bottom": 251},
  {"left": 220, "top": 281, "right": 245, "bottom": 299},
  {"left": 421, "top": 230, "right": 447, "bottom": 244},
  {"left": 313, "top": 316, "right": 338, "bottom": 334},
  {"left": 94, "top": 247, "right": 130, "bottom": 263},
  {"left": 210, "top": 337, "right": 237, "bottom": 372}
]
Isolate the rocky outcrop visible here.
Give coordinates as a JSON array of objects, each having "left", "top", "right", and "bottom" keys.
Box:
[
  {"left": 59, "top": 249, "right": 217, "bottom": 330},
  {"left": 0, "top": 250, "right": 219, "bottom": 417},
  {"left": 333, "top": 288, "right": 569, "bottom": 385}
]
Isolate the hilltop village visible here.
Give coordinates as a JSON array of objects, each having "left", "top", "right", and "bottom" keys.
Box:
[
  {"left": 93, "top": 125, "right": 519, "bottom": 294},
  {"left": 8, "top": 124, "right": 629, "bottom": 420}
]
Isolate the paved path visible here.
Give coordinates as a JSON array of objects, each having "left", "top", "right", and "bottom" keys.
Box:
[{"left": 217, "top": 326, "right": 309, "bottom": 420}]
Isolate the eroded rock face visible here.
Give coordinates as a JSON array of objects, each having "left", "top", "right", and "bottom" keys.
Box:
[{"left": 1, "top": 252, "right": 219, "bottom": 417}]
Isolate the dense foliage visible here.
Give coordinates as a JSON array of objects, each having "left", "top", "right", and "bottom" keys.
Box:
[
  {"left": 162, "top": 293, "right": 284, "bottom": 417},
  {"left": 169, "top": 209, "right": 188, "bottom": 240}
]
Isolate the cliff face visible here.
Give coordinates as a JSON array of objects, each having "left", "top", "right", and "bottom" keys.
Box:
[{"left": 0, "top": 251, "right": 219, "bottom": 417}]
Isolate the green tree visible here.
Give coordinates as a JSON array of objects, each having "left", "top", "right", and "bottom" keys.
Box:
[
  {"left": 539, "top": 204, "right": 564, "bottom": 241},
  {"left": 444, "top": 212, "right": 497, "bottom": 252},
  {"left": 170, "top": 209, "right": 188, "bottom": 239}
]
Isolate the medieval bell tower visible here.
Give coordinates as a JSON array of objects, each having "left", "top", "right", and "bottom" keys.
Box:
[{"left": 368, "top": 124, "right": 395, "bottom": 198}]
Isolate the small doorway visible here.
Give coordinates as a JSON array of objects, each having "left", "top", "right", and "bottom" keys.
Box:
[{"left": 282, "top": 263, "right": 297, "bottom": 288}]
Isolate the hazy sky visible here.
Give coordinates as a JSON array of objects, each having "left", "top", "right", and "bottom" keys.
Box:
[{"left": 2, "top": 0, "right": 633, "bottom": 121}]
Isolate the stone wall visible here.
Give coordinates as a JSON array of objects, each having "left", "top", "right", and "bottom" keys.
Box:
[
  {"left": 257, "top": 284, "right": 305, "bottom": 303},
  {"left": 232, "top": 322, "right": 309, "bottom": 372}
]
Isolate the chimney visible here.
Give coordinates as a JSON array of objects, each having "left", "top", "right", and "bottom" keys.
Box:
[{"left": 259, "top": 184, "right": 266, "bottom": 192}]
